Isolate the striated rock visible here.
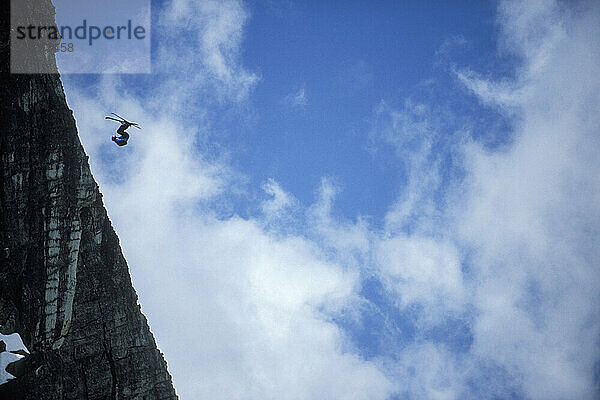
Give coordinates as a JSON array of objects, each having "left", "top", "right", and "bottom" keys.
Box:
[{"left": 0, "top": 1, "right": 178, "bottom": 399}]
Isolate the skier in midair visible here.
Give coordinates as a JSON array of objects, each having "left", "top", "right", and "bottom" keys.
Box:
[{"left": 105, "top": 113, "right": 140, "bottom": 146}]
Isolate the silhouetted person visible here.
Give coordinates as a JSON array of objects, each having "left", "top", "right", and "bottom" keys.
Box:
[{"left": 112, "top": 122, "right": 132, "bottom": 146}]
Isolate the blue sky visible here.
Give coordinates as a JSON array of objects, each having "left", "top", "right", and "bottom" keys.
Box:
[
  {"left": 51, "top": 0, "right": 600, "bottom": 399},
  {"left": 179, "top": 0, "right": 508, "bottom": 223}
]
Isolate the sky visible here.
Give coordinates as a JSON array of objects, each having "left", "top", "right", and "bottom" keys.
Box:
[{"left": 21, "top": 0, "right": 600, "bottom": 398}]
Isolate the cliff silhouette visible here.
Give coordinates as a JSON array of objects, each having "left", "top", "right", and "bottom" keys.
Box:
[{"left": 0, "top": 1, "right": 177, "bottom": 398}]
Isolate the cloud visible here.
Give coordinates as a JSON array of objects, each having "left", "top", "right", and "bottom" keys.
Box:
[
  {"left": 285, "top": 86, "right": 308, "bottom": 107},
  {"left": 387, "top": 343, "right": 466, "bottom": 400},
  {"left": 375, "top": 235, "right": 465, "bottom": 311},
  {"left": 453, "top": 2, "right": 600, "bottom": 398},
  {"left": 156, "top": 0, "right": 259, "bottom": 104},
  {"left": 362, "top": 2, "right": 600, "bottom": 398},
  {"left": 454, "top": 68, "right": 523, "bottom": 112},
  {"left": 261, "top": 178, "right": 298, "bottom": 220},
  {"left": 116, "top": 212, "right": 394, "bottom": 399},
  {"left": 305, "top": 179, "right": 373, "bottom": 268},
  {"left": 370, "top": 99, "right": 464, "bottom": 236}
]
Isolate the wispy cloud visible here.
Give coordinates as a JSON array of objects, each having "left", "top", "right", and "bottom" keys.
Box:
[
  {"left": 285, "top": 85, "right": 308, "bottom": 107},
  {"left": 372, "top": 1, "right": 600, "bottom": 398},
  {"left": 156, "top": 0, "right": 259, "bottom": 105},
  {"left": 453, "top": 2, "right": 600, "bottom": 398}
]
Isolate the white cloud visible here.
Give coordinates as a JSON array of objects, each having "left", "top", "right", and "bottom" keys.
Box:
[
  {"left": 375, "top": 235, "right": 465, "bottom": 311},
  {"left": 449, "top": 1, "right": 600, "bottom": 398},
  {"left": 156, "top": 0, "right": 259, "bottom": 103},
  {"left": 363, "top": 2, "right": 600, "bottom": 399},
  {"left": 370, "top": 100, "right": 459, "bottom": 236},
  {"left": 454, "top": 68, "right": 523, "bottom": 112},
  {"left": 285, "top": 86, "right": 308, "bottom": 107},
  {"left": 306, "top": 179, "right": 372, "bottom": 268},
  {"left": 387, "top": 343, "right": 467, "bottom": 400},
  {"left": 261, "top": 178, "right": 297, "bottom": 220},
  {"left": 116, "top": 213, "right": 394, "bottom": 399}
]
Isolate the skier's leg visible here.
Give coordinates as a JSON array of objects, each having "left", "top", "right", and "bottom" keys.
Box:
[{"left": 117, "top": 123, "right": 129, "bottom": 135}]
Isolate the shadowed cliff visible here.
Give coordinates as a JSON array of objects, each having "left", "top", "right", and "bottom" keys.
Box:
[{"left": 0, "top": 1, "right": 178, "bottom": 398}]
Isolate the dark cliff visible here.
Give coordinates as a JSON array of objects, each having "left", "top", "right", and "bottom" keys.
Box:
[{"left": 0, "top": 1, "right": 178, "bottom": 399}]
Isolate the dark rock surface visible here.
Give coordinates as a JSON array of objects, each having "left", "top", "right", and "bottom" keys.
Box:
[{"left": 0, "top": 1, "right": 178, "bottom": 399}]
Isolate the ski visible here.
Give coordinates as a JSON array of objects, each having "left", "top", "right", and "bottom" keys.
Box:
[
  {"left": 106, "top": 114, "right": 141, "bottom": 129},
  {"left": 111, "top": 112, "right": 127, "bottom": 121}
]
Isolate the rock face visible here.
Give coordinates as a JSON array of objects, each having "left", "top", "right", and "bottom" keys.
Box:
[{"left": 0, "top": 1, "right": 178, "bottom": 399}]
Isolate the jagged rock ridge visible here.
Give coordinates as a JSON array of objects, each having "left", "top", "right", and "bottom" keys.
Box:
[{"left": 0, "top": 1, "right": 178, "bottom": 398}]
